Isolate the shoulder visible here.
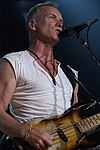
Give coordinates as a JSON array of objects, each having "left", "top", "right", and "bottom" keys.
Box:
[
  {"left": 2, "top": 50, "right": 26, "bottom": 60},
  {"left": 0, "top": 51, "right": 27, "bottom": 79},
  {"left": 1, "top": 50, "right": 28, "bottom": 66}
]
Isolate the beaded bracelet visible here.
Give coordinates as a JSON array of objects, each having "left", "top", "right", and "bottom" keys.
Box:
[{"left": 25, "top": 126, "right": 32, "bottom": 141}]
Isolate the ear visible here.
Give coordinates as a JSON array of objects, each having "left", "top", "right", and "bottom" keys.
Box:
[{"left": 28, "top": 20, "right": 37, "bottom": 31}]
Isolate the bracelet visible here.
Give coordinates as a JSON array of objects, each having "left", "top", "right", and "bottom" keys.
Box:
[{"left": 25, "top": 126, "right": 32, "bottom": 141}]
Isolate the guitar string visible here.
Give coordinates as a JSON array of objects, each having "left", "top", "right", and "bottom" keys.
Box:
[
  {"left": 55, "top": 114, "right": 100, "bottom": 134},
  {"left": 26, "top": 114, "right": 100, "bottom": 145},
  {"left": 52, "top": 132, "right": 76, "bottom": 140},
  {"left": 49, "top": 119, "right": 99, "bottom": 138},
  {"left": 50, "top": 132, "right": 77, "bottom": 143},
  {"left": 49, "top": 126, "right": 74, "bottom": 137},
  {"left": 49, "top": 126, "right": 100, "bottom": 143},
  {"left": 46, "top": 114, "right": 100, "bottom": 139},
  {"left": 48, "top": 118, "right": 100, "bottom": 143},
  {"left": 48, "top": 124, "right": 75, "bottom": 135},
  {"left": 39, "top": 114, "right": 100, "bottom": 141},
  {"left": 48, "top": 123, "right": 78, "bottom": 136},
  {"left": 47, "top": 125, "right": 76, "bottom": 141},
  {"left": 53, "top": 134, "right": 77, "bottom": 143},
  {"left": 52, "top": 117, "right": 100, "bottom": 142},
  {"left": 27, "top": 114, "right": 99, "bottom": 143}
]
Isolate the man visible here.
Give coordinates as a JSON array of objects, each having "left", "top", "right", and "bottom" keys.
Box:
[{"left": 0, "top": 1, "right": 79, "bottom": 150}]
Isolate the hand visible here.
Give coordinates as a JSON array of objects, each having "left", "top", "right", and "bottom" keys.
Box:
[{"left": 24, "top": 127, "right": 54, "bottom": 150}]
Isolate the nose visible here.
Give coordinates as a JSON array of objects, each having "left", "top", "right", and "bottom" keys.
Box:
[{"left": 56, "top": 19, "right": 63, "bottom": 30}]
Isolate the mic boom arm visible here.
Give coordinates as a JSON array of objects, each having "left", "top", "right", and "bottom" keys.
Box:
[
  {"left": 60, "top": 18, "right": 100, "bottom": 66},
  {"left": 75, "top": 29, "right": 100, "bottom": 66}
]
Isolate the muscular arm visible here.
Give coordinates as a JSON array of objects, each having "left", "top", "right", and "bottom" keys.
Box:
[
  {"left": 0, "top": 59, "right": 25, "bottom": 137},
  {"left": 0, "top": 59, "right": 53, "bottom": 149}
]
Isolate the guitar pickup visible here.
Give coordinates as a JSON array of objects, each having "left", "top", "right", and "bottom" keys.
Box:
[{"left": 57, "top": 128, "right": 68, "bottom": 142}]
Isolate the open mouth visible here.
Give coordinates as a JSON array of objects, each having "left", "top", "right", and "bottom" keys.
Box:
[{"left": 55, "top": 28, "right": 62, "bottom": 38}]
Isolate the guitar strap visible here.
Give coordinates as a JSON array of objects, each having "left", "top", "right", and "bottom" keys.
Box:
[
  {"left": 60, "top": 63, "right": 76, "bottom": 90},
  {"left": 60, "top": 63, "right": 99, "bottom": 108}
]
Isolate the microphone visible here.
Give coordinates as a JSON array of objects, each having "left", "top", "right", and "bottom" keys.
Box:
[{"left": 60, "top": 18, "right": 99, "bottom": 37}]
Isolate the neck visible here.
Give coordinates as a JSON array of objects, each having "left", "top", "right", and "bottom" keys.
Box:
[
  {"left": 29, "top": 39, "right": 54, "bottom": 64},
  {"left": 28, "top": 44, "right": 57, "bottom": 86}
]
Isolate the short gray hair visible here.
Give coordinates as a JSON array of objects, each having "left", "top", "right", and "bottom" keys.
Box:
[{"left": 26, "top": 1, "right": 58, "bottom": 28}]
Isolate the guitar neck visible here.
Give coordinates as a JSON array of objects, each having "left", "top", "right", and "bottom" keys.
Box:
[{"left": 76, "top": 113, "right": 100, "bottom": 133}]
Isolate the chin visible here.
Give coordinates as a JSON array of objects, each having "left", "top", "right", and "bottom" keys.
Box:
[
  {"left": 49, "top": 36, "right": 60, "bottom": 46},
  {"left": 54, "top": 37, "right": 60, "bottom": 44}
]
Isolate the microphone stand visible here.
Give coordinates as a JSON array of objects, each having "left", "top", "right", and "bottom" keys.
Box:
[
  {"left": 75, "top": 32, "right": 100, "bottom": 66},
  {"left": 75, "top": 31, "right": 100, "bottom": 109}
]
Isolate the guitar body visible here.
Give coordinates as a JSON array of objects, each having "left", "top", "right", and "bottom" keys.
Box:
[{"left": 15, "top": 100, "right": 100, "bottom": 150}]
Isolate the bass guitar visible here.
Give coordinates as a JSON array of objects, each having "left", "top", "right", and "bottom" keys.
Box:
[{"left": 15, "top": 100, "right": 100, "bottom": 150}]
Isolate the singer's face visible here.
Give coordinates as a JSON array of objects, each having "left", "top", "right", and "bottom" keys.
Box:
[{"left": 34, "top": 6, "right": 63, "bottom": 45}]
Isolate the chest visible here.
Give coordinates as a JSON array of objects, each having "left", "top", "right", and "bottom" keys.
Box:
[{"left": 16, "top": 59, "right": 73, "bottom": 96}]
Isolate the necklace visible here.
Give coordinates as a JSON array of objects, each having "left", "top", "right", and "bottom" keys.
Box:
[{"left": 28, "top": 49, "right": 56, "bottom": 85}]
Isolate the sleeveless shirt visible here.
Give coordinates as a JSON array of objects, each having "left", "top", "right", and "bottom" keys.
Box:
[{"left": 3, "top": 51, "right": 78, "bottom": 123}]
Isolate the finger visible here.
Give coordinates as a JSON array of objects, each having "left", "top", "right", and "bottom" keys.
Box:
[
  {"left": 42, "top": 134, "right": 54, "bottom": 147},
  {"left": 38, "top": 139, "right": 52, "bottom": 150},
  {"left": 38, "top": 139, "right": 47, "bottom": 150},
  {"left": 34, "top": 143, "right": 40, "bottom": 150}
]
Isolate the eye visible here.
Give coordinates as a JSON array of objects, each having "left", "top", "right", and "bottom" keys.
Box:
[{"left": 49, "top": 15, "right": 55, "bottom": 19}]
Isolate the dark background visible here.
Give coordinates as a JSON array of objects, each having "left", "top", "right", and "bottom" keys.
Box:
[
  {"left": 0, "top": 0, "right": 100, "bottom": 148},
  {"left": 0, "top": 0, "right": 100, "bottom": 101}
]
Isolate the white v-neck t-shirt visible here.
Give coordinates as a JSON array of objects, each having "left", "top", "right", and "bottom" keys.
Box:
[{"left": 3, "top": 50, "right": 77, "bottom": 122}]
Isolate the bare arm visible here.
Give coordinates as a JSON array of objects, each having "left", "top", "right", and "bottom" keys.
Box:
[
  {"left": 0, "top": 59, "right": 53, "bottom": 149},
  {"left": 0, "top": 59, "right": 24, "bottom": 137},
  {"left": 72, "top": 83, "right": 79, "bottom": 105}
]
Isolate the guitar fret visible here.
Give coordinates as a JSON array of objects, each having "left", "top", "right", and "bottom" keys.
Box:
[
  {"left": 86, "top": 117, "right": 93, "bottom": 128},
  {"left": 80, "top": 118, "right": 93, "bottom": 132},
  {"left": 85, "top": 116, "right": 98, "bottom": 129},
  {"left": 77, "top": 113, "right": 100, "bottom": 133},
  {"left": 96, "top": 114, "right": 100, "bottom": 122},
  {"left": 90, "top": 116, "right": 96, "bottom": 126},
  {"left": 83, "top": 118, "right": 91, "bottom": 130},
  {"left": 78, "top": 121, "right": 86, "bottom": 132},
  {"left": 93, "top": 116, "right": 98, "bottom": 124},
  {"left": 90, "top": 114, "right": 100, "bottom": 126},
  {"left": 81, "top": 119, "right": 89, "bottom": 131},
  {"left": 92, "top": 116, "right": 98, "bottom": 125},
  {"left": 96, "top": 114, "right": 100, "bottom": 123}
]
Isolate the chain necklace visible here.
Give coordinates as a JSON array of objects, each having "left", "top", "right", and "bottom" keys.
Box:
[{"left": 28, "top": 49, "right": 56, "bottom": 85}]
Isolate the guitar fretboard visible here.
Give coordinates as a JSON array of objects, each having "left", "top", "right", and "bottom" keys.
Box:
[{"left": 76, "top": 113, "right": 100, "bottom": 133}]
